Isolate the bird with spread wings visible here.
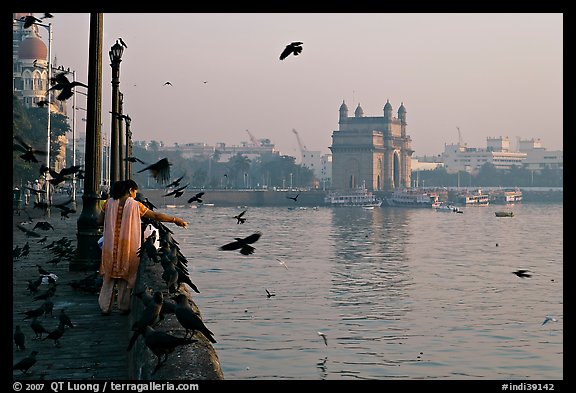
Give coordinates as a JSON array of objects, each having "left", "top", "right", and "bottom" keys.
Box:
[
  {"left": 137, "top": 158, "right": 171, "bottom": 185},
  {"left": 219, "top": 232, "right": 262, "bottom": 255},
  {"left": 279, "top": 42, "right": 303, "bottom": 60}
]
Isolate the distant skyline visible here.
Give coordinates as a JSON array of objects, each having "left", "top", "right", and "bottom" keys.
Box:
[{"left": 22, "top": 13, "right": 563, "bottom": 157}]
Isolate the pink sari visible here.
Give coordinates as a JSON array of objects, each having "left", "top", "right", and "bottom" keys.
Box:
[{"left": 100, "top": 197, "right": 143, "bottom": 288}]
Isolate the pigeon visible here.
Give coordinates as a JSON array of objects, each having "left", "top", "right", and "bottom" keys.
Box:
[
  {"left": 233, "top": 210, "right": 247, "bottom": 224},
  {"left": 513, "top": 269, "right": 532, "bottom": 279},
  {"left": 279, "top": 41, "right": 303, "bottom": 60},
  {"left": 318, "top": 331, "right": 328, "bottom": 346},
  {"left": 13, "top": 351, "right": 38, "bottom": 374},
  {"left": 187, "top": 192, "right": 205, "bottom": 204},
  {"left": 219, "top": 232, "right": 262, "bottom": 256},
  {"left": 137, "top": 158, "right": 171, "bottom": 185}
]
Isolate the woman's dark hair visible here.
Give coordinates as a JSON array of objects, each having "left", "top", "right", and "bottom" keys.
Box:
[{"left": 110, "top": 180, "right": 139, "bottom": 200}]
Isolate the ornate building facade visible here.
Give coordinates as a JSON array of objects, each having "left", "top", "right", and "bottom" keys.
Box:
[
  {"left": 329, "top": 100, "right": 413, "bottom": 191},
  {"left": 13, "top": 13, "right": 68, "bottom": 172}
]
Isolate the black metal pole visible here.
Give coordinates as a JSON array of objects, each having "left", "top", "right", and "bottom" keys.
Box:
[
  {"left": 73, "top": 12, "right": 103, "bottom": 271},
  {"left": 110, "top": 53, "right": 121, "bottom": 184},
  {"left": 125, "top": 116, "right": 132, "bottom": 179},
  {"left": 118, "top": 92, "right": 124, "bottom": 180}
]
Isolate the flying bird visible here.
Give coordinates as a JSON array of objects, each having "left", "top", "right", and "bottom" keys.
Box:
[
  {"left": 512, "top": 269, "right": 532, "bottom": 279},
  {"left": 318, "top": 331, "right": 328, "bottom": 346},
  {"left": 19, "top": 15, "right": 42, "bottom": 28},
  {"left": 137, "top": 158, "right": 171, "bottom": 185},
  {"left": 166, "top": 175, "right": 185, "bottom": 188},
  {"left": 265, "top": 289, "right": 275, "bottom": 298},
  {"left": 42, "top": 13, "right": 54, "bottom": 19},
  {"left": 36, "top": 100, "right": 50, "bottom": 107},
  {"left": 187, "top": 192, "right": 205, "bottom": 204},
  {"left": 233, "top": 210, "right": 247, "bottom": 224},
  {"left": 124, "top": 156, "right": 147, "bottom": 164},
  {"left": 17, "top": 224, "right": 42, "bottom": 238},
  {"left": 219, "top": 232, "right": 262, "bottom": 255},
  {"left": 279, "top": 41, "right": 303, "bottom": 60},
  {"left": 13, "top": 135, "right": 47, "bottom": 163},
  {"left": 33, "top": 221, "right": 55, "bottom": 231},
  {"left": 287, "top": 193, "right": 300, "bottom": 202},
  {"left": 118, "top": 37, "right": 128, "bottom": 48},
  {"left": 276, "top": 258, "right": 288, "bottom": 270},
  {"left": 51, "top": 80, "right": 89, "bottom": 101},
  {"left": 163, "top": 81, "right": 173, "bottom": 86},
  {"left": 164, "top": 184, "right": 188, "bottom": 198},
  {"left": 542, "top": 315, "right": 558, "bottom": 325}
]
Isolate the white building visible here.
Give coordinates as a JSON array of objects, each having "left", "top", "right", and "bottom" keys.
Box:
[
  {"left": 518, "top": 138, "right": 563, "bottom": 172},
  {"left": 442, "top": 136, "right": 527, "bottom": 174}
]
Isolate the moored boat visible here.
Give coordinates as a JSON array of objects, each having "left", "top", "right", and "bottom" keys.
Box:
[
  {"left": 324, "top": 187, "right": 382, "bottom": 207},
  {"left": 455, "top": 189, "right": 489, "bottom": 206},
  {"left": 490, "top": 188, "right": 523, "bottom": 204},
  {"left": 495, "top": 211, "right": 514, "bottom": 217},
  {"left": 385, "top": 189, "right": 440, "bottom": 208}
]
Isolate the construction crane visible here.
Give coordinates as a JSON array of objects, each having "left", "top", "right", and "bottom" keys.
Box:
[
  {"left": 292, "top": 128, "right": 307, "bottom": 160},
  {"left": 456, "top": 126, "right": 464, "bottom": 147},
  {"left": 245, "top": 129, "right": 260, "bottom": 147}
]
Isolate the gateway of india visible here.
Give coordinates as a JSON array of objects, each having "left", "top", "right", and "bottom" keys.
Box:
[{"left": 330, "top": 99, "right": 413, "bottom": 192}]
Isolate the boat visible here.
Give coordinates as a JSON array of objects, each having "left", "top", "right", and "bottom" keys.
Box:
[
  {"left": 324, "top": 187, "right": 383, "bottom": 207},
  {"left": 495, "top": 211, "right": 514, "bottom": 217},
  {"left": 435, "top": 202, "right": 463, "bottom": 213},
  {"left": 385, "top": 189, "right": 440, "bottom": 208},
  {"left": 490, "top": 188, "right": 523, "bottom": 204},
  {"left": 455, "top": 189, "right": 489, "bottom": 206}
]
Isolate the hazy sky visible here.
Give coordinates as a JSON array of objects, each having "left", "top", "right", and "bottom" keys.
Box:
[{"left": 33, "top": 13, "right": 563, "bottom": 158}]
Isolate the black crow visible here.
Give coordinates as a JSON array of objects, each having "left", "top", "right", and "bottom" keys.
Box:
[
  {"left": 13, "top": 351, "right": 38, "bottom": 374},
  {"left": 187, "top": 192, "right": 205, "bottom": 204},
  {"left": 13, "top": 135, "right": 47, "bottom": 163},
  {"left": 219, "top": 232, "right": 262, "bottom": 255},
  {"left": 137, "top": 158, "right": 171, "bottom": 185},
  {"left": 279, "top": 41, "right": 303, "bottom": 60},
  {"left": 287, "top": 193, "right": 300, "bottom": 202},
  {"left": 513, "top": 269, "right": 532, "bottom": 279},
  {"left": 233, "top": 210, "right": 247, "bottom": 224},
  {"left": 165, "top": 175, "right": 185, "bottom": 188},
  {"left": 164, "top": 184, "right": 188, "bottom": 198}
]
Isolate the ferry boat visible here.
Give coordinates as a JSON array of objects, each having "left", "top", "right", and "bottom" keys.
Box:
[
  {"left": 455, "top": 189, "right": 489, "bottom": 206},
  {"left": 490, "top": 188, "right": 523, "bottom": 204},
  {"left": 385, "top": 189, "right": 440, "bottom": 208},
  {"left": 324, "top": 187, "right": 382, "bottom": 207}
]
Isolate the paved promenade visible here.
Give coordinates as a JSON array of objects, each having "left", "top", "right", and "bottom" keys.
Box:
[
  {"left": 12, "top": 202, "right": 130, "bottom": 380},
  {"left": 12, "top": 199, "right": 223, "bottom": 381}
]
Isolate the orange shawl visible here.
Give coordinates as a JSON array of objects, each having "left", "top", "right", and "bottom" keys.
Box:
[{"left": 100, "top": 197, "right": 142, "bottom": 288}]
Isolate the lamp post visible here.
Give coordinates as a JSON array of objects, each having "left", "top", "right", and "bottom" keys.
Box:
[
  {"left": 18, "top": 18, "right": 53, "bottom": 210},
  {"left": 109, "top": 40, "right": 124, "bottom": 184},
  {"left": 124, "top": 115, "right": 132, "bottom": 179},
  {"left": 73, "top": 12, "right": 103, "bottom": 271},
  {"left": 118, "top": 92, "right": 125, "bottom": 180}
]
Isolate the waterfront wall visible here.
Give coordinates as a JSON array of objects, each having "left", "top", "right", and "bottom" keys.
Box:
[
  {"left": 138, "top": 188, "right": 562, "bottom": 208},
  {"left": 128, "top": 250, "right": 224, "bottom": 380}
]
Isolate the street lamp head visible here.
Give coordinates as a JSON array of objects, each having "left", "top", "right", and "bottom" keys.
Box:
[{"left": 109, "top": 41, "right": 124, "bottom": 63}]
